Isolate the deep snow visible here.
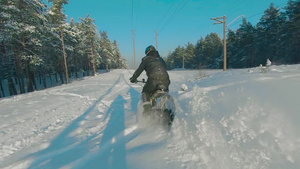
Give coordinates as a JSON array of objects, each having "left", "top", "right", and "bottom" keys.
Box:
[{"left": 0, "top": 65, "right": 300, "bottom": 169}]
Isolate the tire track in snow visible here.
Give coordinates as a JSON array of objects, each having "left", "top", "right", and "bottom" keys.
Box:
[
  {"left": 25, "top": 71, "right": 141, "bottom": 169},
  {"left": 65, "top": 72, "right": 142, "bottom": 168}
]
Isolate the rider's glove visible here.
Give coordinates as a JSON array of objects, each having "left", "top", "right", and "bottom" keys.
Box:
[{"left": 130, "top": 77, "right": 137, "bottom": 83}]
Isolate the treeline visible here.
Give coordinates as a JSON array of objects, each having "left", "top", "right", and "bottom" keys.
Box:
[
  {"left": 0, "top": 0, "right": 127, "bottom": 98},
  {"left": 165, "top": 1, "right": 300, "bottom": 69}
]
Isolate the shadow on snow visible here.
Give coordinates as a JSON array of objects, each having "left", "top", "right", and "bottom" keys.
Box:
[{"left": 27, "top": 74, "right": 140, "bottom": 169}]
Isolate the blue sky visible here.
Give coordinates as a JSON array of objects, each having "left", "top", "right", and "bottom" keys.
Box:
[{"left": 62, "top": 0, "right": 289, "bottom": 68}]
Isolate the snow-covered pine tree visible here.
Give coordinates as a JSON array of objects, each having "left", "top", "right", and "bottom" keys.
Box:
[
  {"left": 165, "top": 45, "right": 182, "bottom": 69},
  {"left": 111, "top": 40, "right": 127, "bottom": 69},
  {"left": 0, "top": 0, "right": 46, "bottom": 94},
  {"left": 256, "top": 3, "right": 284, "bottom": 65},
  {"left": 99, "top": 31, "right": 114, "bottom": 72},
  {"left": 65, "top": 18, "right": 82, "bottom": 78},
  {"left": 79, "top": 15, "right": 99, "bottom": 76},
  {"left": 48, "top": 0, "right": 69, "bottom": 83},
  {"left": 236, "top": 18, "right": 256, "bottom": 68},
  {"left": 194, "top": 33, "right": 222, "bottom": 69},
  {"left": 226, "top": 30, "right": 240, "bottom": 68},
  {"left": 184, "top": 42, "right": 196, "bottom": 69}
]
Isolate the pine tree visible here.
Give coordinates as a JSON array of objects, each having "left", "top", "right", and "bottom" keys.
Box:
[
  {"left": 0, "top": 0, "right": 128, "bottom": 98},
  {"left": 111, "top": 40, "right": 126, "bottom": 69},
  {"left": 48, "top": 0, "right": 69, "bottom": 83},
  {"left": 256, "top": 3, "right": 285, "bottom": 65},
  {"left": 227, "top": 30, "right": 240, "bottom": 68},
  {"left": 0, "top": 0, "right": 46, "bottom": 94},
  {"left": 99, "top": 31, "right": 114, "bottom": 72},
  {"left": 66, "top": 18, "right": 81, "bottom": 78},
  {"left": 169, "top": 46, "right": 186, "bottom": 69},
  {"left": 194, "top": 33, "right": 222, "bottom": 68},
  {"left": 184, "top": 43, "right": 196, "bottom": 69},
  {"left": 194, "top": 38, "right": 205, "bottom": 69},
  {"left": 237, "top": 18, "right": 257, "bottom": 67},
  {"left": 79, "top": 15, "right": 99, "bottom": 75},
  {"left": 283, "top": 0, "right": 300, "bottom": 63}
]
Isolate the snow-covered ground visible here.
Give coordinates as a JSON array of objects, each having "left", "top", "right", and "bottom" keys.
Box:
[{"left": 0, "top": 65, "right": 300, "bottom": 169}]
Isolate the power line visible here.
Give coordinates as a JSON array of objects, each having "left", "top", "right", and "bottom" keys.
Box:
[
  {"left": 131, "top": 0, "right": 140, "bottom": 30},
  {"left": 160, "top": 0, "right": 189, "bottom": 33},
  {"left": 134, "top": 0, "right": 140, "bottom": 29},
  {"left": 156, "top": 0, "right": 176, "bottom": 30},
  {"left": 131, "top": 0, "right": 134, "bottom": 29},
  {"left": 225, "top": 0, "right": 251, "bottom": 17},
  {"left": 228, "top": 2, "right": 288, "bottom": 28},
  {"left": 158, "top": 0, "right": 190, "bottom": 34}
]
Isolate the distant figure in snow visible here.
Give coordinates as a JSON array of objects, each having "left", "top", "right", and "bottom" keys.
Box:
[
  {"left": 260, "top": 59, "right": 272, "bottom": 73},
  {"left": 266, "top": 59, "right": 272, "bottom": 67},
  {"left": 129, "top": 45, "right": 170, "bottom": 110}
]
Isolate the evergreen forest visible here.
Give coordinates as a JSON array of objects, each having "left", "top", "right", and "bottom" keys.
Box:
[
  {"left": 1, "top": 0, "right": 300, "bottom": 98},
  {"left": 0, "top": 0, "right": 127, "bottom": 98},
  {"left": 165, "top": 1, "right": 300, "bottom": 70}
]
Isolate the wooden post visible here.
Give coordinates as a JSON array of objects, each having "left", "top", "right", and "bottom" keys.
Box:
[
  {"left": 210, "top": 15, "right": 227, "bottom": 71},
  {"left": 132, "top": 29, "right": 136, "bottom": 70}
]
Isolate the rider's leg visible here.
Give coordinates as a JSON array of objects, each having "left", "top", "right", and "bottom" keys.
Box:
[
  {"left": 142, "top": 80, "right": 156, "bottom": 111},
  {"left": 142, "top": 92, "right": 150, "bottom": 102},
  {"left": 142, "top": 92, "right": 152, "bottom": 111}
]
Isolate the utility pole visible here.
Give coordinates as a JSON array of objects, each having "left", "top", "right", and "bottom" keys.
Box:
[
  {"left": 210, "top": 15, "right": 227, "bottom": 71},
  {"left": 132, "top": 29, "right": 136, "bottom": 70},
  {"left": 155, "top": 29, "right": 158, "bottom": 50}
]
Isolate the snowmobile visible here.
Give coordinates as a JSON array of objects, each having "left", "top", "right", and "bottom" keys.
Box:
[{"left": 135, "top": 79, "right": 176, "bottom": 129}]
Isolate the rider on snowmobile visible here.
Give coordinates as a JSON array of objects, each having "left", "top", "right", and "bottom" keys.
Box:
[{"left": 130, "top": 45, "right": 170, "bottom": 110}]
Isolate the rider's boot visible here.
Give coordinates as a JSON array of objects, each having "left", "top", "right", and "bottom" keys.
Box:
[
  {"left": 142, "top": 102, "right": 151, "bottom": 117},
  {"left": 143, "top": 102, "right": 152, "bottom": 111}
]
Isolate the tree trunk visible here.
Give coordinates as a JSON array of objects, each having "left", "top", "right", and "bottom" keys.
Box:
[
  {"left": 90, "top": 41, "right": 96, "bottom": 76},
  {"left": 0, "top": 42, "right": 6, "bottom": 97},
  {"left": 7, "top": 77, "right": 17, "bottom": 96},
  {"left": 60, "top": 27, "right": 69, "bottom": 84},
  {"left": 59, "top": 71, "right": 64, "bottom": 84},
  {"left": 39, "top": 72, "right": 42, "bottom": 84},
  {"left": 0, "top": 80, "right": 5, "bottom": 98},
  {"left": 25, "top": 61, "right": 33, "bottom": 92},
  {"left": 50, "top": 75, "right": 53, "bottom": 85},
  {"left": 18, "top": 77, "right": 25, "bottom": 94},
  {"left": 43, "top": 74, "right": 47, "bottom": 89},
  {"left": 15, "top": 48, "right": 26, "bottom": 93},
  {"left": 74, "top": 55, "right": 79, "bottom": 78},
  {"left": 31, "top": 71, "right": 37, "bottom": 90},
  {"left": 88, "top": 61, "right": 91, "bottom": 76},
  {"left": 55, "top": 73, "right": 58, "bottom": 83}
]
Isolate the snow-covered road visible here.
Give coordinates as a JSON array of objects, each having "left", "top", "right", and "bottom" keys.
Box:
[{"left": 1, "top": 65, "right": 300, "bottom": 169}]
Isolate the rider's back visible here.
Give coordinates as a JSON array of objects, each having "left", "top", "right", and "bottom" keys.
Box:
[{"left": 142, "top": 50, "right": 169, "bottom": 79}]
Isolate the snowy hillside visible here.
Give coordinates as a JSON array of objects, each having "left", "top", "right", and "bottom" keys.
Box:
[{"left": 0, "top": 65, "right": 300, "bottom": 169}]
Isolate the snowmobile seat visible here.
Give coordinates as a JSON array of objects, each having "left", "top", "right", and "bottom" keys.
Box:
[
  {"left": 155, "top": 84, "right": 168, "bottom": 91},
  {"left": 152, "top": 90, "right": 167, "bottom": 100}
]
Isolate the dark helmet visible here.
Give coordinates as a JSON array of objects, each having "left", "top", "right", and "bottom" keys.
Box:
[{"left": 145, "top": 45, "right": 156, "bottom": 55}]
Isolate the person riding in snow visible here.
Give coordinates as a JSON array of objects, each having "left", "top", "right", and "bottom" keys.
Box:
[{"left": 130, "top": 45, "right": 170, "bottom": 110}]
